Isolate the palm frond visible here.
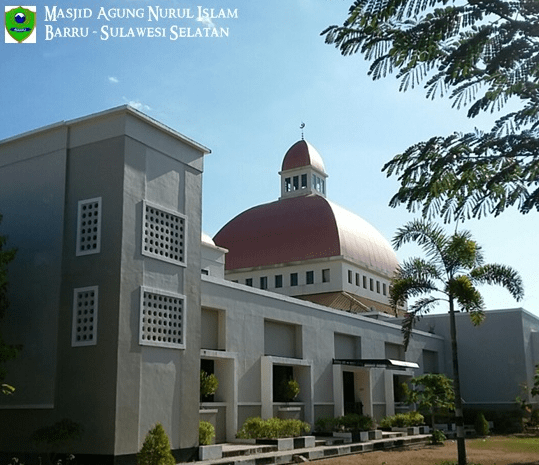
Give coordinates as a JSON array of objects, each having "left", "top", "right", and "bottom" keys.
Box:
[
  {"left": 392, "top": 219, "right": 448, "bottom": 263},
  {"left": 470, "top": 263, "right": 525, "bottom": 301},
  {"left": 447, "top": 275, "right": 485, "bottom": 313},
  {"left": 401, "top": 296, "right": 441, "bottom": 349}
]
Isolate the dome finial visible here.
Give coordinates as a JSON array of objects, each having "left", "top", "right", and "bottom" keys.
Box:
[{"left": 300, "top": 122, "right": 305, "bottom": 140}]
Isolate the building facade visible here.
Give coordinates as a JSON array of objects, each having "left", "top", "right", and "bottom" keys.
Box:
[{"left": 0, "top": 108, "right": 537, "bottom": 463}]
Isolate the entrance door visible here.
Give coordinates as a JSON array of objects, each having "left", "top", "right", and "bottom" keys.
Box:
[{"left": 343, "top": 371, "right": 362, "bottom": 415}]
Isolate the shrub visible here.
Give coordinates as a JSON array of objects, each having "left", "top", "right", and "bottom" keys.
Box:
[
  {"left": 31, "top": 418, "right": 83, "bottom": 446},
  {"left": 236, "top": 417, "right": 310, "bottom": 439},
  {"left": 31, "top": 419, "right": 82, "bottom": 465},
  {"left": 200, "top": 370, "right": 218, "bottom": 400},
  {"left": 137, "top": 423, "right": 175, "bottom": 465},
  {"left": 379, "top": 411, "right": 424, "bottom": 429},
  {"left": 199, "top": 421, "right": 215, "bottom": 445},
  {"left": 431, "top": 429, "right": 446, "bottom": 445},
  {"left": 281, "top": 379, "right": 300, "bottom": 402},
  {"left": 475, "top": 412, "right": 490, "bottom": 437},
  {"left": 335, "top": 413, "right": 374, "bottom": 432},
  {"left": 314, "top": 417, "right": 337, "bottom": 434},
  {"left": 530, "top": 409, "right": 539, "bottom": 427}
]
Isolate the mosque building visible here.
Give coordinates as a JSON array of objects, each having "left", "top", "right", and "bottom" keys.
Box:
[
  {"left": 0, "top": 106, "right": 537, "bottom": 464},
  {"left": 213, "top": 139, "right": 401, "bottom": 316}
]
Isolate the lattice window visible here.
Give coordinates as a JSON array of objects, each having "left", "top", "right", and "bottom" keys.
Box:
[
  {"left": 142, "top": 202, "right": 186, "bottom": 266},
  {"left": 72, "top": 286, "right": 98, "bottom": 347},
  {"left": 76, "top": 197, "right": 102, "bottom": 256},
  {"left": 139, "top": 288, "right": 185, "bottom": 349}
]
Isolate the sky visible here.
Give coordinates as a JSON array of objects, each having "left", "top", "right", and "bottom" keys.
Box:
[{"left": 2, "top": 0, "right": 538, "bottom": 316}]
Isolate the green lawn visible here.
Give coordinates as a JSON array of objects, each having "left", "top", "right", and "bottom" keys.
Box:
[{"left": 467, "top": 435, "right": 539, "bottom": 454}]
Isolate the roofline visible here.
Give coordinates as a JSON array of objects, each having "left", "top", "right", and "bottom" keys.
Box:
[
  {"left": 202, "top": 274, "right": 444, "bottom": 340},
  {"left": 418, "top": 307, "right": 538, "bottom": 321},
  {"left": 0, "top": 105, "right": 211, "bottom": 155}
]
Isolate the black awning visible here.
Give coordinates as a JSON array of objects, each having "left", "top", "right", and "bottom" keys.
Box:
[{"left": 333, "top": 358, "right": 419, "bottom": 370}]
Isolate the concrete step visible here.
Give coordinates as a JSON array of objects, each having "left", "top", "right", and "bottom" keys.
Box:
[{"left": 191, "top": 434, "right": 433, "bottom": 465}]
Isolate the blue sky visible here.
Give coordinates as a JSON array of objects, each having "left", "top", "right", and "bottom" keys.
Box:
[{"left": 2, "top": 0, "right": 537, "bottom": 315}]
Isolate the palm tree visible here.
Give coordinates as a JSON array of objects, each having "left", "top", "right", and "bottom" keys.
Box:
[{"left": 390, "top": 219, "right": 524, "bottom": 465}]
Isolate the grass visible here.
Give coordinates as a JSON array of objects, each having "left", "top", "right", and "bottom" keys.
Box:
[
  {"left": 467, "top": 435, "right": 539, "bottom": 454},
  {"left": 434, "top": 436, "right": 539, "bottom": 465}
]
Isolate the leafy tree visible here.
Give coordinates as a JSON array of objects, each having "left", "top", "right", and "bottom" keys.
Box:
[
  {"left": 532, "top": 364, "right": 539, "bottom": 398},
  {"left": 389, "top": 219, "right": 523, "bottom": 465},
  {"left": 0, "top": 213, "right": 18, "bottom": 395},
  {"left": 322, "top": 0, "right": 539, "bottom": 221},
  {"left": 403, "top": 374, "right": 455, "bottom": 434}
]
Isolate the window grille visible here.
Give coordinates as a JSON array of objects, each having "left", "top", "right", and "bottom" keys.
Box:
[
  {"left": 72, "top": 286, "right": 98, "bottom": 347},
  {"left": 140, "top": 288, "right": 185, "bottom": 349},
  {"left": 76, "top": 197, "right": 102, "bottom": 256},
  {"left": 142, "top": 202, "right": 186, "bottom": 266}
]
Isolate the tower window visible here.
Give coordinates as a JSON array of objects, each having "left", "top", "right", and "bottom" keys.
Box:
[
  {"left": 383, "top": 283, "right": 387, "bottom": 295},
  {"left": 322, "top": 269, "right": 330, "bottom": 283},
  {"left": 293, "top": 176, "right": 299, "bottom": 191},
  {"left": 76, "top": 197, "right": 102, "bottom": 256},
  {"left": 348, "top": 270, "right": 353, "bottom": 284},
  {"left": 370, "top": 278, "right": 374, "bottom": 291},
  {"left": 376, "top": 281, "right": 380, "bottom": 293},
  {"left": 363, "top": 276, "right": 367, "bottom": 289},
  {"left": 142, "top": 202, "right": 186, "bottom": 266},
  {"left": 306, "top": 270, "right": 314, "bottom": 285},
  {"left": 301, "top": 174, "right": 307, "bottom": 188},
  {"left": 290, "top": 273, "right": 298, "bottom": 286},
  {"left": 355, "top": 273, "right": 360, "bottom": 286},
  {"left": 140, "top": 288, "right": 185, "bottom": 349},
  {"left": 285, "top": 177, "right": 291, "bottom": 192},
  {"left": 275, "top": 275, "right": 283, "bottom": 288},
  {"left": 72, "top": 286, "right": 98, "bottom": 347}
]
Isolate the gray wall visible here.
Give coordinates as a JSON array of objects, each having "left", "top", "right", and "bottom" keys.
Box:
[
  {"left": 0, "top": 108, "right": 208, "bottom": 459},
  {"left": 418, "top": 309, "right": 539, "bottom": 408}
]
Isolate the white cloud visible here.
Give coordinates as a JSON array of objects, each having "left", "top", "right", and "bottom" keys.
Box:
[
  {"left": 122, "top": 97, "right": 151, "bottom": 112},
  {"left": 108, "top": 76, "right": 119, "bottom": 84}
]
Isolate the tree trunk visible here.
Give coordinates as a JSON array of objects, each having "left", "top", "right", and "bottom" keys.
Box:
[{"left": 449, "top": 296, "right": 466, "bottom": 465}]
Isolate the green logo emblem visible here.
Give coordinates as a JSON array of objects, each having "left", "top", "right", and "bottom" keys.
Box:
[{"left": 5, "top": 6, "right": 35, "bottom": 43}]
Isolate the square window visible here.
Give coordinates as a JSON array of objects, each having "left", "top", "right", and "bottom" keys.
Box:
[
  {"left": 140, "top": 287, "right": 185, "bottom": 349},
  {"left": 72, "top": 286, "right": 98, "bottom": 347},
  {"left": 246, "top": 278, "right": 253, "bottom": 287},
  {"left": 290, "top": 272, "right": 298, "bottom": 286},
  {"left": 306, "top": 270, "right": 314, "bottom": 284},
  {"left": 322, "top": 268, "right": 330, "bottom": 283},
  {"left": 142, "top": 202, "right": 186, "bottom": 266},
  {"left": 76, "top": 197, "right": 102, "bottom": 256},
  {"left": 260, "top": 276, "right": 268, "bottom": 290},
  {"left": 275, "top": 275, "right": 283, "bottom": 288}
]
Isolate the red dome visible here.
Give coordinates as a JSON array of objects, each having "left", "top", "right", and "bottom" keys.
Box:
[
  {"left": 281, "top": 140, "right": 326, "bottom": 173},
  {"left": 213, "top": 195, "right": 398, "bottom": 275}
]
